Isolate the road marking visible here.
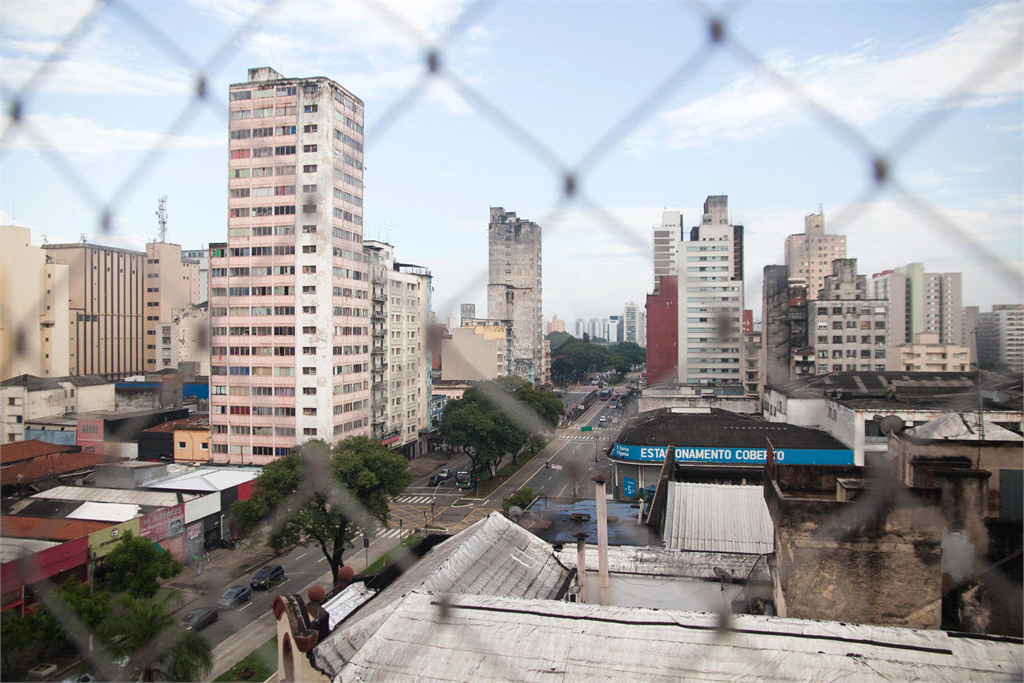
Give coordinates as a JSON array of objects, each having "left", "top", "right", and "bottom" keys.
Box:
[
  {"left": 318, "top": 556, "right": 327, "bottom": 562},
  {"left": 239, "top": 600, "right": 254, "bottom": 611},
  {"left": 295, "top": 552, "right": 307, "bottom": 560}
]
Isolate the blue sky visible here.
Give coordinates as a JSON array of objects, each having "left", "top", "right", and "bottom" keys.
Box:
[{"left": 1, "top": 1, "right": 1021, "bottom": 325}]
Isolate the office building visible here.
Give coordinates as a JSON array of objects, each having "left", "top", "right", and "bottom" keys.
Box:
[
  {"left": 679, "top": 196, "right": 743, "bottom": 390},
  {"left": 144, "top": 241, "right": 201, "bottom": 370},
  {"left": 761, "top": 267, "right": 810, "bottom": 392},
  {"left": 784, "top": 210, "right": 846, "bottom": 301},
  {"left": 870, "top": 264, "right": 964, "bottom": 346},
  {"left": 42, "top": 241, "right": 146, "bottom": 379},
  {"left": 978, "top": 304, "right": 1024, "bottom": 372},
  {"left": 0, "top": 226, "right": 70, "bottom": 380},
  {"left": 210, "top": 67, "right": 369, "bottom": 464},
  {"left": 623, "top": 303, "right": 640, "bottom": 344},
  {"left": 652, "top": 210, "right": 683, "bottom": 290},
  {"left": 574, "top": 318, "right": 585, "bottom": 338},
  {"left": 182, "top": 248, "right": 210, "bottom": 302},
  {"left": 364, "top": 241, "right": 432, "bottom": 458},
  {"left": 609, "top": 315, "right": 623, "bottom": 343},
  {"left": 487, "top": 207, "right": 543, "bottom": 384},
  {"left": 809, "top": 259, "right": 889, "bottom": 373}
]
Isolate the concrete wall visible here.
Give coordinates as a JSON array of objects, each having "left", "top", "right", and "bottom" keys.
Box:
[
  {"left": 764, "top": 470, "right": 943, "bottom": 629},
  {"left": 441, "top": 328, "right": 503, "bottom": 381}
]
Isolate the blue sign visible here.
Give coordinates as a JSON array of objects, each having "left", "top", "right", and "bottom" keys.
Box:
[
  {"left": 610, "top": 443, "right": 853, "bottom": 465},
  {"left": 622, "top": 477, "right": 636, "bottom": 497}
]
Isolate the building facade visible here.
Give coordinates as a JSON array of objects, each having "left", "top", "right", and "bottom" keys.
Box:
[
  {"left": 977, "top": 304, "right": 1024, "bottom": 372},
  {"left": 42, "top": 241, "right": 146, "bottom": 379},
  {"left": 487, "top": 207, "right": 543, "bottom": 385},
  {"left": 210, "top": 67, "right": 369, "bottom": 465},
  {"left": 622, "top": 303, "right": 640, "bottom": 344},
  {"left": 652, "top": 210, "right": 682, "bottom": 290},
  {"left": 181, "top": 248, "right": 210, "bottom": 302},
  {"left": 545, "top": 314, "right": 565, "bottom": 334},
  {"left": 364, "top": 240, "right": 432, "bottom": 458},
  {"left": 679, "top": 196, "right": 743, "bottom": 390},
  {"left": 870, "top": 264, "right": 964, "bottom": 347},
  {"left": 784, "top": 210, "right": 846, "bottom": 301},
  {"left": 887, "top": 332, "right": 970, "bottom": 372},
  {"left": 144, "top": 241, "right": 201, "bottom": 370},
  {"left": 810, "top": 259, "right": 889, "bottom": 373},
  {"left": 440, "top": 323, "right": 508, "bottom": 381},
  {"left": 1, "top": 225, "right": 70, "bottom": 381}
]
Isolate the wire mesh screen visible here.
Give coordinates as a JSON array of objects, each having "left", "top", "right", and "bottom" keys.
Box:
[{"left": 1, "top": 0, "right": 1022, "bottom": 681}]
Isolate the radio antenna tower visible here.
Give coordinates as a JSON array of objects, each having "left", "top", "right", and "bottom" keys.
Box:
[{"left": 156, "top": 196, "right": 168, "bottom": 242}]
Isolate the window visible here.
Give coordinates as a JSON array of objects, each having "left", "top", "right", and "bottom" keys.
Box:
[
  {"left": 302, "top": 225, "right": 317, "bottom": 233},
  {"left": 302, "top": 286, "right": 316, "bottom": 293},
  {"left": 303, "top": 346, "right": 316, "bottom": 354},
  {"left": 303, "top": 428, "right": 317, "bottom": 436},
  {"left": 275, "top": 145, "right": 296, "bottom": 155},
  {"left": 304, "top": 124, "right": 318, "bottom": 133},
  {"left": 832, "top": 321, "right": 843, "bottom": 330},
  {"left": 302, "top": 306, "right": 317, "bottom": 314},
  {"left": 303, "top": 407, "right": 317, "bottom": 416},
  {"left": 303, "top": 387, "right": 317, "bottom": 395},
  {"left": 304, "top": 104, "right": 318, "bottom": 113},
  {"left": 303, "top": 164, "right": 317, "bottom": 173},
  {"left": 302, "top": 245, "right": 316, "bottom": 253},
  {"left": 303, "top": 144, "right": 318, "bottom": 152},
  {"left": 302, "top": 184, "right": 317, "bottom": 192},
  {"left": 303, "top": 367, "right": 316, "bottom": 375},
  {"left": 832, "top": 336, "right": 842, "bottom": 344},
  {"left": 303, "top": 265, "right": 316, "bottom": 274},
  {"left": 274, "top": 205, "right": 296, "bottom": 215}
]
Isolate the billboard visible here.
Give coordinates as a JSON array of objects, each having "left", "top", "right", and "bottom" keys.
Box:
[
  {"left": 88, "top": 518, "right": 141, "bottom": 559},
  {"left": 611, "top": 443, "right": 854, "bottom": 465},
  {"left": 140, "top": 503, "right": 185, "bottom": 543}
]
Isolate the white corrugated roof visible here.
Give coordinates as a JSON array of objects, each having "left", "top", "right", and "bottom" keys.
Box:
[
  {"left": 65, "top": 501, "right": 140, "bottom": 522},
  {"left": 0, "top": 537, "right": 60, "bottom": 563},
  {"left": 31, "top": 486, "right": 197, "bottom": 507},
  {"left": 908, "top": 413, "right": 1023, "bottom": 441},
  {"left": 323, "top": 583, "right": 377, "bottom": 630},
  {"left": 144, "top": 467, "right": 260, "bottom": 492},
  {"left": 319, "top": 591, "right": 1023, "bottom": 683},
  {"left": 663, "top": 482, "right": 774, "bottom": 554}
]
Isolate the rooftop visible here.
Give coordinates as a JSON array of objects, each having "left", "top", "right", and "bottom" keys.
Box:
[
  {"left": 142, "top": 415, "right": 210, "bottom": 433},
  {"left": 906, "top": 413, "right": 1023, "bottom": 442},
  {"left": 144, "top": 466, "right": 260, "bottom": 492},
  {"left": 663, "top": 483, "right": 773, "bottom": 554},
  {"left": 0, "top": 515, "right": 111, "bottom": 541},
  {"left": 0, "top": 537, "right": 60, "bottom": 564},
  {"left": 29, "top": 485, "right": 197, "bottom": 507},
  {"left": 0, "top": 440, "right": 80, "bottom": 465}
]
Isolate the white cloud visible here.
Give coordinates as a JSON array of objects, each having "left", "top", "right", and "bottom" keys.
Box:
[
  {"left": 0, "top": 1, "right": 95, "bottom": 39},
  {"left": 633, "top": 2, "right": 1024, "bottom": 152},
  {"left": 2, "top": 113, "right": 222, "bottom": 154},
  {"left": 466, "top": 25, "right": 491, "bottom": 41}
]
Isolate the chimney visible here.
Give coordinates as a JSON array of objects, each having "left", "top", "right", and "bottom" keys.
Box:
[
  {"left": 594, "top": 474, "right": 610, "bottom": 606},
  {"left": 574, "top": 532, "right": 588, "bottom": 604}
]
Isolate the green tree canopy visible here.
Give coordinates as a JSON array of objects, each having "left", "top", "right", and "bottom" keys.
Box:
[
  {"left": 100, "top": 532, "right": 182, "bottom": 598},
  {"left": 233, "top": 437, "right": 411, "bottom": 585}
]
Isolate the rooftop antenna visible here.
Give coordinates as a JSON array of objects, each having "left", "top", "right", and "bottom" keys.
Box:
[
  {"left": 156, "top": 196, "right": 168, "bottom": 243},
  {"left": 818, "top": 202, "right": 824, "bottom": 215},
  {"left": 80, "top": 233, "right": 87, "bottom": 244}
]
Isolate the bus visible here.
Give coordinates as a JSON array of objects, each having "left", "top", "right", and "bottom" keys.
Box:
[
  {"left": 599, "top": 388, "right": 611, "bottom": 400},
  {"left": 456, "top": 470, "right": 480, "bottom": 490}
]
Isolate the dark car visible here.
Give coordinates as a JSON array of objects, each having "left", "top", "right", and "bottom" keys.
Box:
[
  {"left": 216, "top": 585, "right": 251, "bottom": 610},
  {"left": 428, "top": 474, "right": 446, "bottom": 487},
  {"left": 181, "top": 607, "right": 218, "bottom": 630},
  {"left": 438, "top": 468, "right": 453, "bottom": 480},
  {"left": 250, "top": 564, "right": 285, "bottom": 590}
]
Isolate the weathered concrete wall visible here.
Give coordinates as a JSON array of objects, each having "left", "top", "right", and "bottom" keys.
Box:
[{"left": 764, "top": 470, "right": 943, "bottom": 629}]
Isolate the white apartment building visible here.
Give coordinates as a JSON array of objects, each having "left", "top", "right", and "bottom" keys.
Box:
[
  {"left": 144, "top": 241, "right": 200, "bottom": 370},
  {"left": 364, "top": 240, "right": 432, "bottom": 458},
  {"left": 785, "top": 210, "right": 847, "bottom": 301},
  {"left": 678, "top": 197, "right": 743, "bottom": 389},
  {"left": 870, "top": 264, "right": 964, "bottom": 347},
  {"left": 623, "top": 302, "right": 640, "bottom": 344},
  {"left": 210, "top": 67, "right": 369, "bottom": 465},
  {"left": 181, "top": 248, "right": 210, "bottom": 302},
  {"left": 810, "top": 259, "right": 889, "bottom": 373},
  {"left": 652, "top": 210, "right": 683, "bottom": 290},
  {"left": 978, "top": 304, "right": 1024, "bottom": 373}
]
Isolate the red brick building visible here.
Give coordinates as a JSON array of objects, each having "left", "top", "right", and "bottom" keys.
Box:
[{"left": 645, "top": 276, "right": 678, "bottom": 384}]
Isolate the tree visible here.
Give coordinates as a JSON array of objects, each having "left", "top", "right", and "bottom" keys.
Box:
[
  {"left": 439, "top": 386, "right": 526, "bottom": 477},
  {"left": 501, "top": 487, "right": 535, "bottom": 516},
  {"left": 231, "top": 451, "right": 302, "bottom": 536},
  {"left": 248, "top": 438, "right": 411, "bottom": 585},
  {"left": 101, "top": 532, "right": 182, "bottom": 598}
]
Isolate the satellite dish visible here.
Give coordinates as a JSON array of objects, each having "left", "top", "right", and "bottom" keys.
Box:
[
  {"left": 508, "top": 506, "right": 523, "bottom": 521},
  {"left": 713, "top": 567, "right": 734, "bottom": 585},
  {"left": 877, "top": 415, "right": 905, "bottom": 435}
]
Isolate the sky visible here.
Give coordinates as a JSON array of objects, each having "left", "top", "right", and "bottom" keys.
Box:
[{"left": 1, "top": 0, "right": 1021, "bottom": 326}]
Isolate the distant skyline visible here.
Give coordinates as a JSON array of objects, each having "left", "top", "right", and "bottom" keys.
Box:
[{"left": 1, "top": 1, "right": 1020, "bottom": 322}]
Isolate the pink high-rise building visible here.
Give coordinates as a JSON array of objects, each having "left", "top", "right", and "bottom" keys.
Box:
[{"left": 210, "top": 67, "right": 370, "bottom": 465}]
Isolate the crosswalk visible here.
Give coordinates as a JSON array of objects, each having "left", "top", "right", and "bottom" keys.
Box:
[
  {"left": 377, "top": 528, "right": 405, "bottom": 539},
  {"left": 561, "top": 434, "right": 605, "bottom": 441},
  {"left": 395, "top": 495, "right": 436, "bottom": 504}
]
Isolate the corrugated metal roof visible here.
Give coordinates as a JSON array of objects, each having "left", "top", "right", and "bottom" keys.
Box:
[
  {"left": 144, "top": 467, "right": 260, "bottom": 492},
  {"left": 65, "top": 502, "right": 140, "bottom": 522},
  {"left": 320, "top": 591, "right": 1023, "bottom": 683},
  {"left": 663, "top": 482, "right": 773, "bottom": 554},
  {"left": 908, "top": 413, "right": 1023, "bottom": 442},
  {"left": 0, "top": 537, "right": 61, "bottom": 563},
  {"left": 618, "top": 410, "right": 849, "bottom": 450},
  {"left": 32, "top": 486, "right": 196, "bottom": 507},
  {"left": 323, "top": 583, "right": 377, "bottom": 630},
  {"left": 554, "top": 545, "right": 771, "bottom": 582}
]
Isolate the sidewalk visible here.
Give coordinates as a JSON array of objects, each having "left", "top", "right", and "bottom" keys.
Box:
[{"left": 162, "top": 541, "right": 282, "bottom": 616}]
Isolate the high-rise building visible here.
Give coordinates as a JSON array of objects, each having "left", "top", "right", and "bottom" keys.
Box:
[
  {"left": 784, "top": 210, "right": 847, "bottom": 301},
  {"left": 653, "top": 210, "right": 682, "bottom": 289},
  {"left": 1, "top": 225, "right": 70, "bottom": 380},
  {"left": 460, "top": 303, "right": 475, "bottom": 327},
  {"left": 679, "top": 196, "right": 743, "bottom": 389},
  {"left": 608, "top": 315, "right": 623, "bottom": 343},
  {"left": 761, "top": 267, "right": 810, "bottom": 393},
  {"left": 978, "top": 304, "right": 1024, "bottom": 372},
  {"left": 622, "top": 303, "right": 640, "bottom": 344},
  {"left": 182, "top": 248, "right": 210, "bottom": 302},
  {"left": 809, "top": 259, "right": 889, "bottom": 374},
  {"left": 487, "top": 207, "right": 543, "bottom": 384},
  {"left": 638, "top": 311, "right": 646, "bottom": 348},
  {"left": 574, "top": 318, "right": 586, "bottom": 338},
  {"left": 645, "top": 275, "right": 677, "bottom": 384},
  {"left": 870, "top": 263, "right": 964, "bottom": 346},
  {"left": 961, "top": 306, "right": 979, "bottom": 364},
  {"left": 144, "top": 241, "right": 200, "bottom": 370},
  {"left": 210, "top": 67, "right": 369, "bottom": 465},
  {"left": 546, "top": 314, "right": 565, "bottom": 334},
  {"left": 364, "top": 241, "right": 432, "bottom": 458},
  {"left": 42, "top": 241, "right": 146, "bottom": 379}
]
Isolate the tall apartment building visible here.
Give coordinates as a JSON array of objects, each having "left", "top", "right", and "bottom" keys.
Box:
[
  {"left": 182, "top": 248, "right": 210, "bottom": 302},
  {"left": 574, "top": 318, "right": 585, "bottom": 338},
  {"left": 144, "top": 241, "right": 200, "bottom": 370},
  {"left": 210, "top": 67, "right": 369, "bottom": 465},
  {"left": 645, "top": 276, "right": 677, "bottom": 384},
  {"left": 679, "top": 196, "right": 743, "bottom": 390},
  {"left": 784, "top": 210, "right": 847, "bottom": 301},
  {"left": 760, "top": 266, "right": 810, "bottom": 393},
  {"left": 637, "top": 310, "right": 646, "bottom": 348},
  {"left": 608, "top": 315, "right": 623, "bottom": 343},
  {"left": 487, "top": 207, "right": 543, "bottom": 384},
  {"left": 546, "top": 315, "right": 565, "bottom": 334},
  {"left": 1, "top": 225, "right": 70, "bottom": 380},
  {"left": 42, "top": 241, "right": 146, "bottom": 379},
  {"left": 364, "top": 240, "right": 432, "bottom": 458},
  {"left": 652, "top": 210, "right": 682, "bottom": 289},
  {"left": 742, "top": 329, "right": 762, "bottom": 397},
  {"left": 870, "top": 264, "right": 964, "bottom": 346},
  {"left": 623, "top": 303, "right": 640, "bottom": 344},
  {"left": 977, "top": 304, "right": 1024, "bottom": 372},
  {"left": 810, "top": 259, "right": 889, "bottom": 373}
]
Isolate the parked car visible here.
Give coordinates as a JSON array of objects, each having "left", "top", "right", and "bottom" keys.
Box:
[
  {"left": 428, "top": 474, "right": 446, "bottom": 487},
  {"left": 181, "top": 607, "right": 218, "bottom": 631},
  {"left": 250, "top": 564, "right": 285, "bottom": 590},
  {"left": 217, "top": 585, "right": 251, "bottom": 610}
]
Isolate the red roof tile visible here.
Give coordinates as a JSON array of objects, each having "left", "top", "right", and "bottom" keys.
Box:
[
  {"left": 0, "top": 515, "right": 110, "bottom": 541},
  {"left": 0, "top": 440, "right": 80, "bottom": 465}
]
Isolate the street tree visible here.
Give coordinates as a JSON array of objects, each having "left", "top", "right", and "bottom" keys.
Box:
[
  {"left": 231, "top": 450, "right": 302, "bottom": 536},
  {"left": 100, "top": 531, "right": 182, "bottom": 598},
  {"left": 439, "top": 385, "right": 528, "bottom": 475},
  {"left": 240, "top": 438, "right": 411, "bottom": 586}
]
